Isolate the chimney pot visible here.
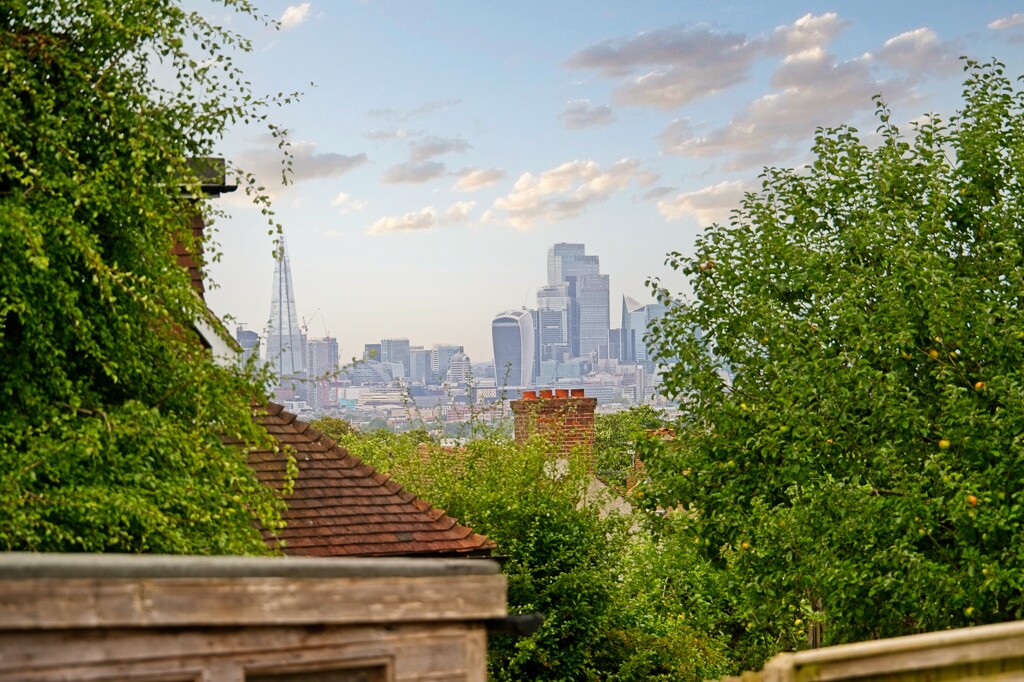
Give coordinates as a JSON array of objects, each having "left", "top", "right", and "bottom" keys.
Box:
[
  {"left": 571, "top": 388, "right": 585, "bottom": 397},
  {"left": 522, "top": 390, "right": 537, "bottom": 400},
  {"left": 555, "top": 389, "right": 569, "bottom": 398},
  {"left": 540, "top": 389, "right": 553, "bottom": 399}
]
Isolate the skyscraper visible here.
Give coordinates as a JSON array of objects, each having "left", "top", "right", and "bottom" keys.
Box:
[
  {"left": 578, "top": 273, "right": 610, "bottom": 358},
  {"left": 546, "top": 243, "right": 609, "bottom": 359},
  {"left": 265, "top": 241, "right": 304, "bottom": 380},
  {"left": 621, "top": 295, "right": 667, "bottom": 371},
  {"left": 536, "top": 283, "right": 570, "bottom": 362},
  {"left": 492, "top": 309, "right": 535, "bottom": 387},
  {"left": 380, "top": 338, "right": 411, "bottom": 378},
  {"left": 306, "top": 336, "right": 339, "bottom": 412},
  {"left": 409, "top": 347, "right": 432, "bottom": 385}
]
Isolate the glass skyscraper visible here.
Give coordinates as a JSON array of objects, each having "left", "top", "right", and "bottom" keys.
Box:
[
  {"left": 492, "top": 309, "right": 535, "bottom": 387},
  {"left": 265, "top": 241, "right": 305, "bottom": 379},
  {"left": 546, "top": 243, "right": 609, "bottom": 359}
]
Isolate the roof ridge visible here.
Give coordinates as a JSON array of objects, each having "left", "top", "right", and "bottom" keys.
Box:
[{"left": 247, "top": 402, "right": 493, "bottom": 558}]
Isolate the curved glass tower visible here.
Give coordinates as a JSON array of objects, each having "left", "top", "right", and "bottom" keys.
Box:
[{"left": 492, "top": 309, "right": 536, "bottom": 387}]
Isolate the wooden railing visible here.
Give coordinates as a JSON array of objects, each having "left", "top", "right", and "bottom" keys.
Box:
[{"left": 721, "top": 620, "right": 1024, "bottom": 682}]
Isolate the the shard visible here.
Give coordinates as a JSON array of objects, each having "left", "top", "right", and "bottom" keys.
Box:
[{"left": 265, "top": 240, "right": 305, "bottom": 380}]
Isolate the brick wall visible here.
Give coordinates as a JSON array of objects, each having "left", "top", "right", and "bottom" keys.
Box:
[{"left": 510, "top": 389, "right": 597, "bottom": 461}]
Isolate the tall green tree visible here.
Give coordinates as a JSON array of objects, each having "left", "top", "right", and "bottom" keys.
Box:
[
  {"left": 645, "top": 60, "right": 1024, "bottom": 662},
  {"left": 0, "top": 1, "right": 288, "bottom": 553}
]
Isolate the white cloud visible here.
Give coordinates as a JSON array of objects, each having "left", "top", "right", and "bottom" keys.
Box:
[
  {"left": 331, "top": 192, "right": 367, "bottom": 213},
  {"left": 381, "top": 160, "right": 447, "bottom": 184},
  {"left": 657, "top": 181, "right": 746, "bottom": 225},
  {"left": 279, "top": 3, "right": 311, "bottom": 30},
  {"left": 367, "top": 207, "right": 436, "bottom": 235},
  {"left": 489, "top": 158, "right": 650, "bottom": 229},
  {"left": 366, "top": 201, "right": 477, "bottom": 235},
  {"left": 876, "top": 28, "right": 959, "bottom": 76},
  {"left": 453, "top": 167, "right": 506, "bottom": 192},
  {"left": 765, "top": 13, "right": 848, "bottom": 55},
  {"left": 410, "top": 136, "right": 472, "bottom": 161},
  {"left": 364, "top": 128, "right": 423, "bottom": 141},
  {"left": 368, "top": 99, "right": 461, "bottom": 121},
  {"left": 567, "top": 24, "right": 756, "bottom": 109},
  {"left": 565, "top": 14, "right": 848, "bottom": 110},
  {"left": 989, "top": 13, "right": 1024, "bottom": 30},
  {"left": 443, "top": 201, "right": 476, "bottom": 224},
  {"left": 560, "top": 100, "right": 615, "bottom": 129},
  {"left": 660, "top": 49, "right": 878, "bottom": 169},
  {"left": 235, "top": 139, "right": 368, "bottom": 187}
]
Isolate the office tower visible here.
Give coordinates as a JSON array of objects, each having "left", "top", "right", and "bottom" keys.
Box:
[
  {"left": 446, "top": 351, "right": 472, "bottom": 385},
  {"left": 608, "top": 328, "right": 621, "bottom": 362},
  {"left": 578, "top": 273, "right": 610, "bottom": 357},
  {"left": 430, "top": 344, "right": 464, "bottom": 385},
  {"left": 621, "top": 295, "right": 667, "bottom": 372},
  {"left": 492, "top": 309, "right": 535, "bottom": 387},
  {"left": 363, "top": 343, "right": 381, "bottom": 361},
  {"left": 546, "top": 243, "right": 609, "bottom": 358},
  {"left": 265, "top": 241, "right": 305, "bottom": 379},
  {"left": 306, "top": 337, "right": 339, "bottom": 412},
  {"left": 409, "top": 347, "right": 433, "bottom": 385},
  {"left": 235, "top": 326, "right": 260, "bottom": 364},
  {"left": 537, "top": 284, "right": 570, "bottom": 362},
  {"left": 380, "top": 338, "right": 411, "bottom": 378}
]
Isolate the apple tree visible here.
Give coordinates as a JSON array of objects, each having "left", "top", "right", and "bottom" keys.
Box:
[{"left": 644, "top": 60, "right": 1024, "bottom": 662}]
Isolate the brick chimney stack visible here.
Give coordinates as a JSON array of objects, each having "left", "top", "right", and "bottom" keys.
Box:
[{"left": 510, "top": 388, "right": 597, "bottom": 460}]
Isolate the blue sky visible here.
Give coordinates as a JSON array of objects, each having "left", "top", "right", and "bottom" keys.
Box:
[{"left": 203, "top": 1, "right": 1024, "bottom": 363}]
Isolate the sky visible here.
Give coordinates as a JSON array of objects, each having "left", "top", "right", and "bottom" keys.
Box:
[{"left": 202, "top": 1, "right": 1024, "bottom": 363}]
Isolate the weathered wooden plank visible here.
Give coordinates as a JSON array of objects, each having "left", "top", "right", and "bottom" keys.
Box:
[
  {"left": 0, "top": 623, "right": 487, "bottom": 682},
  {"left": 756, "top": 620, "right": 1024, "bottom": 682},
  {"left": 0, "top": 574, "right": 507, "bottom": 629}
]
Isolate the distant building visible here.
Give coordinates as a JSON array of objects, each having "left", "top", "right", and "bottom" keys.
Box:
[
  {"left": 380, "top": 338, "right": 410, "bottom": 378},
  {"left": 306, "top": 337, "right": 339, "bottom": 412},
  {"left": 621, "top": 295, "right": 667, "bottom": 373},
  {"left": 546, "top": 243, "right": 609, "bottom": 360},
  {"left": 492, "top": 309, "right": 535, "bottom": 387},
  {"left": 340, "top": 360, "right": 394, "bottom": 386},
  {"left": 537, "top": 283, "right": 570, "bottom": 362},
  {"left": 430, "top": 344, "right": 464, "bottom": 385},
  {"left": 409, "top": 347, "right": 433, "bottom": 385},
  {"left": 363, "top": 343, "right": 381, "bottom": 361},
  {"left": 608, "top": 328, "right": 621, "bottom": 362},
  {"left": 265, "top": 241, "right": 305, "bottom": 380},
  {"left": 578, "top": 273, "right": 610, "bottom": 358},
  {"left": 446, "top": 351, "right": 472, "bottom": 385},
  {"left": 235, "top": 326, "right": 260, "bottom": 364}
]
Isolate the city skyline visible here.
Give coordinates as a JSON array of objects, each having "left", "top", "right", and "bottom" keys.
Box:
[{"left": 203, "top": 1, "right": 1024, "bottom": 362}]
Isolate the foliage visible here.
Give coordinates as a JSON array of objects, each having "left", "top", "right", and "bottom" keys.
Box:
[
  {"left": 0, "top": 1, "right": 290, "bottom": 552},
  {"left": 316, "top": 419, "right": 732, "bottom": 680},
  {"left": 645, "top": 60, "right": 1024, "bottom": 662},
  {"left": 594, "top": 405, "right": 667, "bottom": 487}
]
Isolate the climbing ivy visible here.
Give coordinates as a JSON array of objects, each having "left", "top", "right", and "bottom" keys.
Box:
[{"left": 0, "top": 1, "right": 291, "bottom": 553}]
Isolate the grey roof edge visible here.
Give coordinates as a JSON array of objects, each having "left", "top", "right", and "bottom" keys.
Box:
[{"left": 0, "top": 552, "right": 500, "bottom": 579}]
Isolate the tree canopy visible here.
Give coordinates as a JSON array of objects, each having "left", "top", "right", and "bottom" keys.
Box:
[
  {"left": 0, "top": 1, "right": 287, "bottom": 552},
  {"left": 645, "top": 60, "right": 1024, "bottom": 661}
]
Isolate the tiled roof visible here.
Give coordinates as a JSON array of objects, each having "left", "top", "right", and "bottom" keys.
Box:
[{"left": 246, "top": 403, "right": 494, "bottom": 557}]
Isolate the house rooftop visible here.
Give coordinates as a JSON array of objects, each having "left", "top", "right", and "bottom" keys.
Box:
[{"left": 245, "top": 403, "right": 495, "bottom": 558}]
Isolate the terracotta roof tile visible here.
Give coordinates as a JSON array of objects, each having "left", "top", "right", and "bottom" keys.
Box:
[{"left": 249, "top": 402, "right": 494, "bottom": 558}]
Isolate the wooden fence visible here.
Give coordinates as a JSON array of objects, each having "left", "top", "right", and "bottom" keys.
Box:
[{"left": 721, "top": 620, "right": 1024, "bottom": 682}]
